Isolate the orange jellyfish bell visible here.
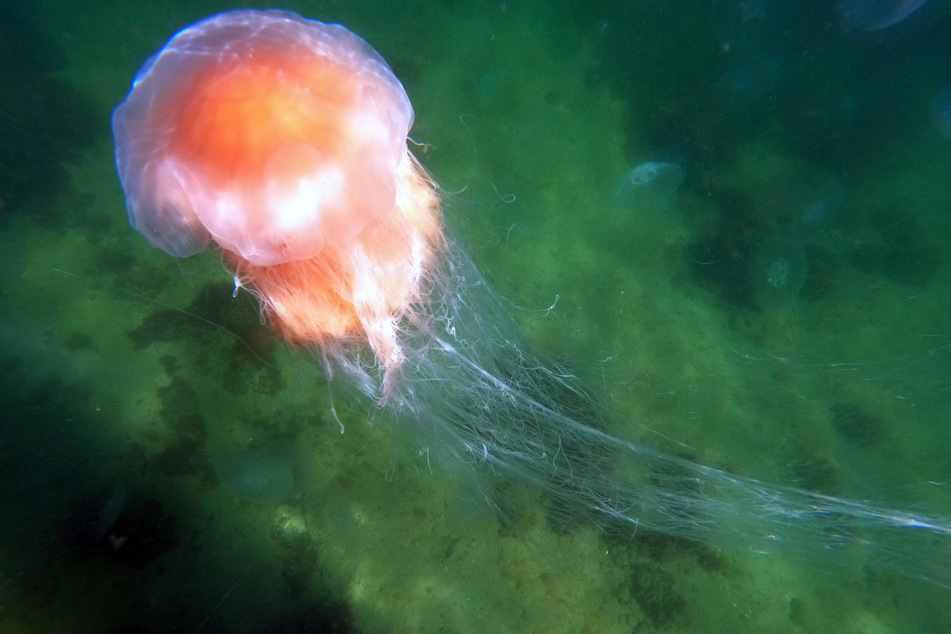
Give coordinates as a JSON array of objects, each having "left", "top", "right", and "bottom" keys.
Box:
[{"left": 112, "top": 9, "right": 445, "bottom": 396}]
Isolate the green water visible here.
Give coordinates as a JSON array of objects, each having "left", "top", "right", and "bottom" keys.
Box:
[{"left": 2, "top": 0, "right": 950, "bottom": 631}]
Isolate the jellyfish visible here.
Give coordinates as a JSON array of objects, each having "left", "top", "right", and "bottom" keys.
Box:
[
  {"left": 838, "top": 0, "right": 932, "bottom": 31},
  {"left": 784, "top": 177, "right": 848, "bottom": 245},
  {"left": 709, "top": 0, "right": 793, "bottom": 51},
  {"left": 614, "top": 161, "right": 684, "bottom": 208},
  {"left": 113, "top": 9, "right": 951, "bottom": 588},
  {"left": 934, "top": 85, "right": 951, "bottom": 140},
  {"left": 751, "top": 237, "right": 808, "bottom": 309},
  {"left": 214, "top": 446, "right": 296, "bottom": 502},
  {"left": 715, "top": 55, "right": 779, "bottom": 106},
  {"left": 112, "top": 9, "right": 443, "bottom": 400}
]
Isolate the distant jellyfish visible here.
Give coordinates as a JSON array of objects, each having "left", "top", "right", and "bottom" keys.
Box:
[
  {"left": 751, "top": 238, "right": 808, "bottom": 309},
  {"left": 839, "top": 0, "right": 932, "bottom": 31},
  {"left": 788, "top": 178, "right": 848, "bottom": 243},
  {"left": 615, "top": 161, "right": 684, "bottom": 208},
  {"left": 715, "top": 55, "right": 779, "bottom": 106},
  {"left": 710, "top": 0, "right": 793, "bottom": 51},
  {"left": 933, "top": 86, "right": 951, "bottom": 140},
  {"left": 214, "top": 446, "right": 296, "bottom": 502}
]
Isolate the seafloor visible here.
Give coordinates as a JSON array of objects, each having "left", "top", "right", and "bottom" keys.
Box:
[{"left": 2, "top": 1, "right": 951, "bottom": 632}]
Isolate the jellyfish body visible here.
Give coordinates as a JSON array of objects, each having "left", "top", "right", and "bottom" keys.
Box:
[
  {"left": 838, "top": 0, "right": 932, "bottom": 31},
  {"left": 214, "top": 446, "right": 295, "bottom": 501},
  {"left": 752, "top": 237, "right": 807, "bottom": 309},
  {"left": 112, "top": 10, "right": 445, "bottom": 396},
  {"left": 934, "top": 86, "right": 951, "bottom": 140},
  {"left": 614, "top": 161, "right": 684, "bottom": 208}
]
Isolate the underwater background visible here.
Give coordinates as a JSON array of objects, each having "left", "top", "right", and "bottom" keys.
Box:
[{"left": 2, "top": 0, "right": 951, "bottom": 631}]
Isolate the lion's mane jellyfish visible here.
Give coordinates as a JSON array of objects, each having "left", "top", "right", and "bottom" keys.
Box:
[
  {"left": 112, "top": 9, "right": 443, "bottom": 399},
  {"left": 113, "top": 9, "right": 951, "bottom": 589}
]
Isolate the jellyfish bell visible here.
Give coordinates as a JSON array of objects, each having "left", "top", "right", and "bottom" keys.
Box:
[
  {"left": 112, "top": 9, "right": 445, "bottom": 395},
  {"left": 113, "top": 10, "right": 415, "bottom": 264},
  {"left": 614, "top": 161, "right": 684, "bottom": 208},
  {"left": 709, "top": 0, "right": 794, "bottom": 52},
  {"left": 838, "top": 0, "right": 933, "bottom": 32},
  {"left": 933, "top": 85, "right": 951, "bottom": 140},
  {"left": 751, "top": 237, "right": 808, "bottom": 309}
]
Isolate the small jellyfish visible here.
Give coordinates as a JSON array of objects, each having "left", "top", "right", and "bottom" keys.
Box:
[
  {"left": 214, "top": 446, "right": 296, "bottom": 501},
  {"left": 838, "top": 0, "right": 932, "bottom": 32},
  {"left": 751, "top": 238, "right": 807, "bottom": 309},
  {"left": 716, "top": 55, "right": 779, "bottom": 106},
  {"left": 788, "top": 178, "right": 848, "bottom": 243},
  {"left": 710, "top": 0, "right": 793, "bottom": 51},
  {"left": 615, "top": 161, "right": 684, "bottom": 208},
  {"left": 933, "top": 86, "right": 951, "bottom": 140}
]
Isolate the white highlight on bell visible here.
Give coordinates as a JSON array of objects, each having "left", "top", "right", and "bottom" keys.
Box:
[{"left": 272, "top": 165, "right": 345, "bottom": 234}]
